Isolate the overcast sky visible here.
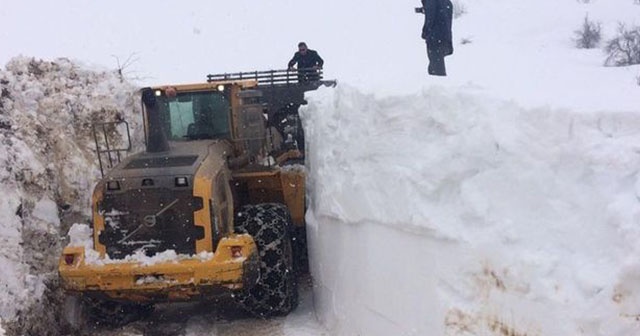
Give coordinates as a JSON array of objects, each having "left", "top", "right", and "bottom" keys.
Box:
[
  {"left": 2, "top": 1, "right": 639, "bottom": 110},
  {"left": 0, "top": 1, "right": 424, "bottom": 89}
]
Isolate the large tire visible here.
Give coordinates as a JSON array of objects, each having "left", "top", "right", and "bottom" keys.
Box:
[{"left": 234, "top": 203, "right": 298, "bottom": 317}]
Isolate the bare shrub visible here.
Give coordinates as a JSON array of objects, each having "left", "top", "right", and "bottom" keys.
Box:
[
  {"left": 112, "top": 53, "right": 147, "bottom": 82},
  {"left": 574, "top": 15, "right": 601, "bottom": 49},
  {"left": 604, "top": 23, "right": 640, "bottom": 66}
]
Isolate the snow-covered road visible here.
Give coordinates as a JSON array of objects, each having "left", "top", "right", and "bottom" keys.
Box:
[{"left": 89, "top": 277, "right": 326, "bottom": 336}]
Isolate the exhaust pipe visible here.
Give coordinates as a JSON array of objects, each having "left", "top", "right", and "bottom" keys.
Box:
[{"left": 141, "top": 88, "right": 170, "bottom": 153}]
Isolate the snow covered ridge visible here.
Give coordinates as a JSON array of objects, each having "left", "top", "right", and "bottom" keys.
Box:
[
  {"left": 0, "top": 57, "right": 142, "bottom": 330},
  {"left": 303, "top": 85, "right": 640, "bottom": 336}
]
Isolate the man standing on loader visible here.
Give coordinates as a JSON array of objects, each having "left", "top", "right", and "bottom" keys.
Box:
[{"left": 288, "top": 42, "right": 324, "bottom": 82}]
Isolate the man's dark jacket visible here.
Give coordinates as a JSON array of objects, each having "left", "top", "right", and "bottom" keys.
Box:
[
  {"left": 288, "top": 50, "right": 324, "bottom": 69},
  {"left": 421, "top": 0, "right": 453, "bottom": 56}
]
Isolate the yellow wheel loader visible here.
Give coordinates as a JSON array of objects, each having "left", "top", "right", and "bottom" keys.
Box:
[{"left": 58, "top": 69, "right": 335, "bottom": 326}]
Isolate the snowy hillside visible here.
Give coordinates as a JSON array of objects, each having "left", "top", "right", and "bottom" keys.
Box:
[{"left": 0, "top": 0, "right": 639, "bottom": 335}]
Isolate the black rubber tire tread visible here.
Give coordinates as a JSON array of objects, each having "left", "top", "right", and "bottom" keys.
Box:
[
  {"left": 234, "top": 203, "right": 298, "bottom": 317},
  {"left": 83, "top": 296, "right": 153, "bottom": 327}
]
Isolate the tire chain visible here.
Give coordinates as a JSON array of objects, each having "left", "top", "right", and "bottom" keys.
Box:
[{"left": 234, "top": 203, "right": 297, "bottom": 317}]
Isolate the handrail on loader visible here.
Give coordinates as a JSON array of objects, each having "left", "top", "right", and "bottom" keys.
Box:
[
  {"left": 206, "top": 68, "right": 336, "bottom": 88},
  {"left": 92, "top": 121, "right": 132, "bottom": 177}
]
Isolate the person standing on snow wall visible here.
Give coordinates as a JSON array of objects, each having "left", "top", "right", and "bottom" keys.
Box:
[{"left": 417, "top": 0, "right": 453, "bottom": 76}]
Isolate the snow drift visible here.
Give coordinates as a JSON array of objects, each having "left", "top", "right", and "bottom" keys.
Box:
[
  {"left": 303, "top": 85, "right": 640, "bottom": 335},
  {"left": 0, "top": 57, "right": 142, "bottom": 335}
]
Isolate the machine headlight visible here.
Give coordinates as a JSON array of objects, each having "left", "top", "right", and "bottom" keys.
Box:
[{"left": 175, "top": 177, "right": 189, "bottom": 187}]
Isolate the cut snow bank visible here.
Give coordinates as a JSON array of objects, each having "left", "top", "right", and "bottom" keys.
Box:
[
  {"left": 0, "top": 57, "right": 142, "bottom": 334},
  {"left": 303, "top": 85, "right": 640, "bottom": 336}
]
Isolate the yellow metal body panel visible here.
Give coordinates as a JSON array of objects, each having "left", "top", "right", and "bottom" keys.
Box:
[
  {"left": 280, "top": 170, "right": 306, "bottom": 226},
  {"left": 192, "top": 143, "right": 233, "bottom": 253},
  {"left": 233, "top": 168, "right": 306, "bottom": 226},
  {"left": 92, "top": 184, "right": 107, "bottom": 257},
  {"left": 59, "top": 234, "right": 257, "bottom": 302},
  {"left": 150, "top": 80, "right": 257, "bottom": 93}
]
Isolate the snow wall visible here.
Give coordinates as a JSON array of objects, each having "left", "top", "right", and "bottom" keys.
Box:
[
  {"left": 0, "top": 57, "right": 142, "bottom": 335},
  {"left": 302, "top": 86, "right": 640, "bottom": 336}
]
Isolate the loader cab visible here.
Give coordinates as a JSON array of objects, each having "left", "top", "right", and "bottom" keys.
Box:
[
  {"left": 144, "top": 81, "right": 266, "bottom": 161},
  {"left": 144, "top": 83, "right": 243, "bottom": 143},
  {"left": 157, "top": 89, "right": 231, "bottom": 141}
]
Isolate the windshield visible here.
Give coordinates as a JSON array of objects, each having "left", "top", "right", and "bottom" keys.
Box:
[{"left": 157, "top": 91, "right": 231, "bottom": 141}]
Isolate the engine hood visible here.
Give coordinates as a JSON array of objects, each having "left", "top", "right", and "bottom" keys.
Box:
[
  {"left": 95, "top": 140, "right": 234, "bottom": 259},
  {"left": 107, "top": 140, "right": 232, "bottom": 179}
]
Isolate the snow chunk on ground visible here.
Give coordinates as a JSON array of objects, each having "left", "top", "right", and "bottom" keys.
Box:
[
  {"left": 67, "top": 223, "right": 94, "bottom": 249},
  {"left": 32, "top": 197, "right": 60, "bottom": 227}
]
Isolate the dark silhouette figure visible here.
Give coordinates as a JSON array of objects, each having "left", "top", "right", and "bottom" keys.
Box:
[
  {"left": 420, "top": 0, "right": 453, "bottom": 76},
  {"left": 288, "top": 42, "right": 324, "bottom": 82}
]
